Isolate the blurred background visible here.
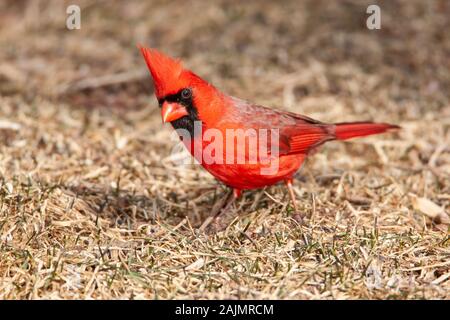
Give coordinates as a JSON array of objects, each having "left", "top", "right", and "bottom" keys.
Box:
[
  {"left": 0, "top": 0, "right": 448, "bottom": 299},
  {"left": 1, "top": 0, "right": 449, "bottom": 110},
  {"left": 1, "top": 0, "right": 448, "bottom": 215}
]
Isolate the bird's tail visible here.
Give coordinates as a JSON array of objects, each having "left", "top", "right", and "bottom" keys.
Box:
[{"left": 334, "top": 122, "right": 400, "bottom": 140}]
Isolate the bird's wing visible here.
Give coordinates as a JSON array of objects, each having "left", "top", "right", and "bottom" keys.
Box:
[{"left": 221, "top": 97, "right": 335, "bottom": 156}]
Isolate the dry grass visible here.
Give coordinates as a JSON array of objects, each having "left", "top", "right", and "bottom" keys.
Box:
[{"left": 0, "top": 0, "right": 449, "bottom": 299}]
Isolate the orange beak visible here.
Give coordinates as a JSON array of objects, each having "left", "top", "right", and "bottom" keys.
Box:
[{"left": 161, "top": 102, "right": 188, "bottom": 123}]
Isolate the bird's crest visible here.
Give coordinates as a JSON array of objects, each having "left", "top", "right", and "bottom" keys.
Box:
[{"left": 139, "top": 46, "right": 186, "bottom": 98}]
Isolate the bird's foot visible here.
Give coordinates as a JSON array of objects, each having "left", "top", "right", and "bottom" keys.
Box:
[
  {"left": 285, "top": 179, "right": 305, "bottom": 225},
  {"left": 204, "top": 214, "right": 232, "bottom": 234},
  {"left": 200, "top": 188, "right": 241, "bottom": 234},
  {"left": 292, "top": 211, "right": 304, "bottom": 225}
]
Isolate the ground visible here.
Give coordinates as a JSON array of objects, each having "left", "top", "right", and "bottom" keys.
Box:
[{"left": 0, "top": 0, "right": 448, "bottom": 299}]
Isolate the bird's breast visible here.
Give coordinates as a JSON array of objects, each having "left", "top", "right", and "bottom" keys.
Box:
[{"left": 177, "top": 129, "right": 305, "bottom": 189}]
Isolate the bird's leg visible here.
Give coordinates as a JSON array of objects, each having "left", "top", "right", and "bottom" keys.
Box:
[
  {"left": 285, "top": 179, "right": 303, "bottom": 223},
  {"left": 200, "top": 188, "right": 241, "bottom": 233},
  {"left": 217, "top": 188, "right": 241, "bottom": 216},
  {"left": 209, "top": 188, "right": 239, "bottom": 217}
]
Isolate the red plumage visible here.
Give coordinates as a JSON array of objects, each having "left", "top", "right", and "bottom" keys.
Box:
[
  {"left": 140, "top": 47, "right": 399, "bottom": 206},
  {"left": 334, "top": 122, "right": 399, "bottom": 140}
]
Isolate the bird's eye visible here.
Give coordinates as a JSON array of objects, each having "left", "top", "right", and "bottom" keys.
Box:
[{"left": 181, "top": 88, "right": 192, "bottom": 100}]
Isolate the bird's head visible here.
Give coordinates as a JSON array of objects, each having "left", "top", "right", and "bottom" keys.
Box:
[{"left": 140, "top": 46, "right": 223, "bottom": 133}]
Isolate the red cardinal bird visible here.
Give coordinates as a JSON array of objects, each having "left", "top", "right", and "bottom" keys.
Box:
[{"left": 140, "top": 47, "right": 399, "bottom": 218}]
